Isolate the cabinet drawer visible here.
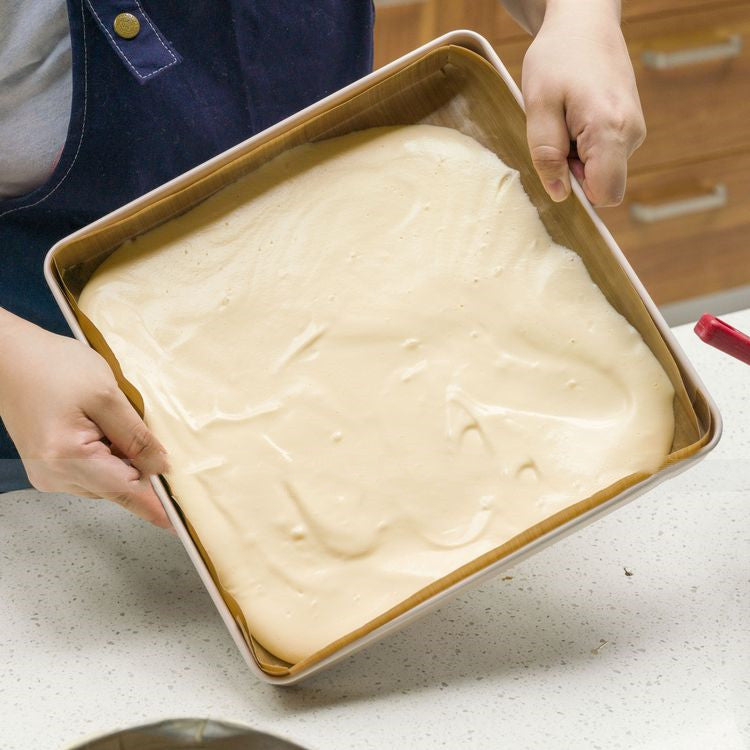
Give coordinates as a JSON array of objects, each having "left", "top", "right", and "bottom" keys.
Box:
[
  {"left": 433, "top": 0, "right": 524, "bottom": 41},
  {"left": 598, "top": 150, "right": 750, "bottom": 304},
  {"left": 623, "top": 0, "right": 748, "bottom": 17},
  {"left": 493, "top": 36, "right": 526, "bottom": 82},
  {"left": 490, "top": 0, "right": 740, "bottom": 35},
  {"left": 489, "top": 1, "right": 741, "bottom": 39},
  {"left": 374, "top": 0, "right": 526, "bottom": 68},
  {"left": 373, "top": 1, "right": 435, "bottom": 69},
  {"left": 627, "top": 5, "right": 750, "bottom": 171}
]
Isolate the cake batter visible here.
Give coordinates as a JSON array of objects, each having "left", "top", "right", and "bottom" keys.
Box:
[{"left": 79, "top": 125, "right": 674, "bottom": 663}]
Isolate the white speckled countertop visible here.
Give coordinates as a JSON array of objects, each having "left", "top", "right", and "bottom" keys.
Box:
[{"left": 1, "top": 311, "right": 749, "bottom": 750}]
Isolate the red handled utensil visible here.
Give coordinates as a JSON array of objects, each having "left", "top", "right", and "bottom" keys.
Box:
[{"left": 694, "top": 313, "right": 750, "bottom": 366}]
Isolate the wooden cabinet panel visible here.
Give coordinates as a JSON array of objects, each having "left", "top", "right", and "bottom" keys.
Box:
[
  {"left": 433, "top": 0, "right": 519, "bottom": 40},
  {"left": 622, "top": 0, "right": 745, "bottom": 18},
  {"left": 373, "top": 1, "right": 435, "bottom": 69},
  {"left": 598, "top": 150, "right": 750, "bottom": 304},
  {"left": 492, "top": 4, "right": 528, "bottom": 40},
  {"left": 374, "top": 0, "right": 528, "bottom": 69},
  {"left": 626, "top": 5, "right": 750, "bottom": 172},
  {"left": 491, "top": 36, "right": 527, "bottom": 81},
  {"left": 373, "top": 1, "right": 750, "bottom": 68},
  {"left": 489, "top": 0, "right": 743, "bottom": 40}
]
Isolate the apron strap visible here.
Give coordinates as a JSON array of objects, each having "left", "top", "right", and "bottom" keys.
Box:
[{"left": 85, "top": 0, "right": 182, "bottom": 83}]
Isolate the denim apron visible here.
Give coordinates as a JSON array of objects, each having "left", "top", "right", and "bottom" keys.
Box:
[{"left": 0, "top": 0, "right": 374, "bottom": 490}]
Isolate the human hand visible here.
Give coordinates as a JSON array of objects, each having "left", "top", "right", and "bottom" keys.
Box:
[
  {"left": 0, "top": 311, "right": 171, "bottom": 528},
  {"left": 520, "top": 0, "right": 646, "bottom": 206}
]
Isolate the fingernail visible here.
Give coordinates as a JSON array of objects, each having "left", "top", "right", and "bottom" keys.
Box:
[{"left": 546, "top": 180, "right": 567, "bottom": 202}]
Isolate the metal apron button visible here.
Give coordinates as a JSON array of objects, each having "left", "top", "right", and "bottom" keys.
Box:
[{"left": 113, "top": 12, "right": 140, "bottom": 40}]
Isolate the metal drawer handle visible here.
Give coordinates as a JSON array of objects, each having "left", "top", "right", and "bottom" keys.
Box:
[
  {"left": 642, "top": 34, "right": 742, "bottom": 69},
  {"left": 630, "top": 184, "right": 728, "bottom": 223}
]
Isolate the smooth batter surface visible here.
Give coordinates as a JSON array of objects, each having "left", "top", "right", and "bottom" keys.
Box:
[{"left": 79, "top": 125, "right": 675, "bottom": 664}]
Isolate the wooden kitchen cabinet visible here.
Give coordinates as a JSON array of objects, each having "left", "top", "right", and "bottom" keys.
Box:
[
  {"left": 621, "top": 0, "right": 740, "bottom": 18},
  {"left": 625, "top": 5, "right": 750, "bottom": 172},
  {"left": 597, "top": 150, "right": 750, "bottom": 303},
  {"left": 373, "top": 0, "right": 750, "bottom": 306}
]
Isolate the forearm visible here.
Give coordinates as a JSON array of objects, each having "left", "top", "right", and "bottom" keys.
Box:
[
  {"left": 0, "top": 309, "right": 53, "bottom": 411},
  {"left": 0, "top": 307, "right": 36, "bottom": 349},
  {"left": 0, "top": 307, "right": 31, "bottom": 354},
  {"left": 500, "top": 0, "right": 621, "bottom": 35},
  {"left": 0, "top": 308, "right": 36, "bottom": 404}
]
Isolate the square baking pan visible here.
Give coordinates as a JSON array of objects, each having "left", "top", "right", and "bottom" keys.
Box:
[{"left": 44, "top": 30, "right": 721, "bottom": 684}]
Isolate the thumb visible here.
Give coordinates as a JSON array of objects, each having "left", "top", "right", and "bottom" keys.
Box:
[
  {"left": 577, "top": 135, "right": 629, "bottom": 207},
  {"left": 525, "top": 97, "right": 572, "bottom": 202},
  {"left": 88, "top": 387, "right": 169, "bottom": 477}
]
